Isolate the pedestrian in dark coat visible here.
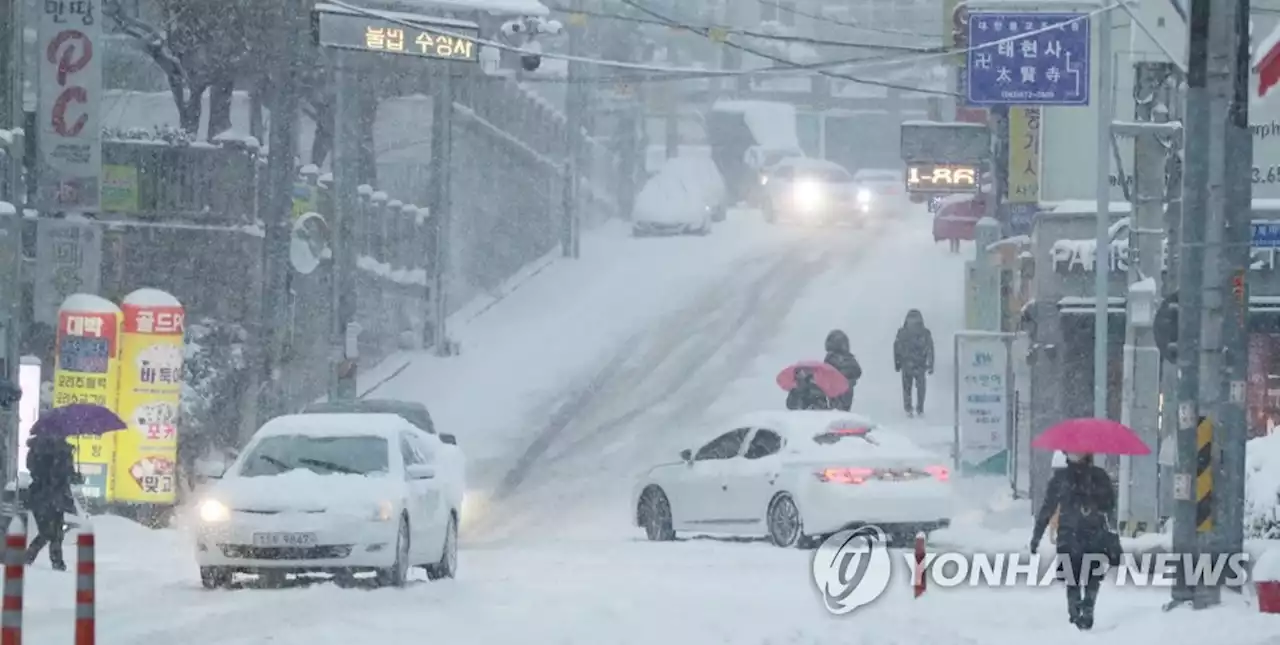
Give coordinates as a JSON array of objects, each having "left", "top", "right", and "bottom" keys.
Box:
[
  {"left": 823, "top": 330, "right": 862, "bottom": 412},
  {"left": 893, "top": 309, "right": 934, "bottom": 417},
  {"left": 25, "top": 434, "right": 81, "bottom": 570},
  {"left": 785, "top": 368, "right": 832, "bottom": 410},
  {"left": 1030, "top": 453, "right": 1117, "bottom": 630}
]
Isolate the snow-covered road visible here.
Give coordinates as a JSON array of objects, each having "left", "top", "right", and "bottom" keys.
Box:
[{"left": 19, "top": 211, "right": 1279, "bottom": 644}]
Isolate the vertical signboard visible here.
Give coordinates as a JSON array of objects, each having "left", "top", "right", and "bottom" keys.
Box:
[
  {"left": 36, "top": 0, "right": 103, "bottom": 211},
  {"left": 53, "top": 294, "right": 122, "bottom": 501},
  {"left": 954, "top": 332, "right": 1011, "bottom": 472},
  {"left": 33, "top": 218, "right": 102, "bottom": 325},
  {"left": 1007, "top": 107, "right": 1041, "bottom": 202},
  {"left": 111, "top": 289, "right": 184, "bottom": 504}
]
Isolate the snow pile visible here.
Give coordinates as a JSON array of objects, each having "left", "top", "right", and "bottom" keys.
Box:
[
  {"left": 1245, "top": 431, "right": 1280, "bottom": 539},
  {"left": 632, "top": 155, "right": 725, "bottom": 225}
]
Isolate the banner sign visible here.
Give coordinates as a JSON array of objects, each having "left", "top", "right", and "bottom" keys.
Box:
[
  {"left": 1006, "top": 107, "right": 1041, "bottom": 203},
  {"left": 954, "top": 333, "right": 1011, "bottom": 468},
  {"left": 36, "top": 0, "right": 103, "bottom": 211},
  {"left": 53, "top": 295, "right": 122, "bottom": 501},
  {"left": 34, "top": 218, "right": 102, "bottom": 325},
  {"left": 111, "top": 290, "right": 184, "bottom": 504}
]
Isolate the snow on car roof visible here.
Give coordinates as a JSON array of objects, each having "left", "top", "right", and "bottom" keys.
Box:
[
  {"left": 253, "top": 413, "right": 416, "bottom": 440},
  {"left": 734, "top": 411, "right": 932, "bottom": 460}
]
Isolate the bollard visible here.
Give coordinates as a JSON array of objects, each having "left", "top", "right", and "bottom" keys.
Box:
[
  {"left": 2, "top": 516, "right": 26, "bottom": 645},
  {"left": 913, "top": 532, "right": 927, "bottom": 598},
  {"left": 74, "top": 525, "right": 94, "bottom": 645}
]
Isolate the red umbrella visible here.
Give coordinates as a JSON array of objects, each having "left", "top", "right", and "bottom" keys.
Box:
[
  {"left": 1031, "top": 418, "right": 1151, "bottom": 456},
  {"left": 776, "top": 361, "right": 849, "bottom": 399}
]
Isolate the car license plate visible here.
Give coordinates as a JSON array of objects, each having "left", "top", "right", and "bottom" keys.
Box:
[{"left": 252, "top": 532, "right": 317, "bottom": 547}]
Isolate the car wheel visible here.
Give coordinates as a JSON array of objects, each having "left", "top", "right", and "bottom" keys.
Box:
[
  {"left": 425, "top": 513, "right": 458, "bottom": 581},
  {"left": 376, "top": 516, "right": 411, "bottom": 588},
  {"left": 200, "top": 566, "right": 232, "bottom": 590},
  {"left": 692, "top": 219, "right": 712, "bottom": 236},
  {"left": 767, "top": 493, "right": 806, "bottom": 548},
  {"left": 333, "top": 570, "right": 361, "bottom": 588},
  {"left": 259, "top": 570, "right": 288, "bottom": 589},
  {"left": 638, "top": 486, "right": 676, "bottom": 541}
]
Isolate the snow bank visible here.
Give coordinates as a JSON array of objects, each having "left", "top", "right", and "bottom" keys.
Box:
[{"left": 1246, "top": 431, "right": 1280, "bottom": 539}]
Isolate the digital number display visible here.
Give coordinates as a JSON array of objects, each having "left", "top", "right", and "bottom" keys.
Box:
[
  {"left": 314, "top": 10, "right": 479, "bottom": 62},
  {"left": 905, "top": 162, "right": 981, "bottom": 193}
]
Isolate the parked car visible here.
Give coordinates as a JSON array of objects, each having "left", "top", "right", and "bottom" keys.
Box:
[
  {"left": 631, "top": 411, "right": 953, "bottom": 548},
  {"left": 761, "top": 158, "right": 866, "bottom": 226},
  {"left": 632, "top": 155, "right": 727, "bottom": 236},
  {"left": 852, "top": 168, "right": 909, "bottom": 216},
  {"left": 194, "top": 413, "right": 464, "bottom": 589}
]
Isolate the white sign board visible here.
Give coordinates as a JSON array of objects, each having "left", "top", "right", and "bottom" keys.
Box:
[
  {"left": 1252, "top": 13, "right": 1280, "bottom": 200},
  {"left": 955, "top": 334, "right": 1009, "bottom": 466},
  {"left": 36, "top": 0, "right": 103, "bottom": 211},
  {"left": 33, "top": 218, "right": 102, "bottom": 325}
]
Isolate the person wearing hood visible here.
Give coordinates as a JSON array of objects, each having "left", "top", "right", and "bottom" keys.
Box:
[
  {"left": 823, "top": 330, "right": 862, "bottom": 411},
  {"left": 893, "top": 309, "right": 934, "bottom": 417},
  {"left": 785, "top": 368, "right": 832, "bottom": 411},
  {"left": 1031, "top": 452, "right": 1118, "bottom": 630},
  {"left": 24, "top": 434, "right": 81, "bottom": 570}
]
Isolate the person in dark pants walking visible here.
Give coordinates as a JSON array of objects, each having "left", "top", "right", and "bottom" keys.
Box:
[
  {"left": 823, "top": 330, "right": 862, "bottom": 411},
  {"left": 892, "top": 309, "right": 934, "bottom": 417},
  {"left": 24, "top": 434, "right": 81, "bottom": 570},
  {"left": 1030, "top": 452, "right": 1117, "bottom": 630}
]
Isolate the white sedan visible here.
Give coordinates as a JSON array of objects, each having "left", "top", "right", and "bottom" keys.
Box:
[
  {"left": 631, "top": 411, "right": 953, "bottom": 547},
  {"left": 194, "top": 413, "right": 464, "bottom": 588},
  {"left": 632, "top": 155, "right": 726, "bottom": 236}
]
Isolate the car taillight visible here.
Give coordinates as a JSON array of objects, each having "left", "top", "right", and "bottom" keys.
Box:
[
  {"left": 923, "top": 465, "right": 950, "bottom": 481},
  {"left": 816, "top": 468, "right": 875, "bottom": 484}
]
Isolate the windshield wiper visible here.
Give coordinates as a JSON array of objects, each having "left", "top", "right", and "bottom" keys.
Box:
[
  {"left": 297, "top": 458, "right": 360, "bottom": 475},
  {"left": 257, "top": 454, "right": 292, "bottom": 470}
]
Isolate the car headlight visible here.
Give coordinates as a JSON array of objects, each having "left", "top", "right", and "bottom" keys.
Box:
[
  {"left": 857, "top": 188, "right": 872, "bottom": 204},
  {"left": 199, "top": 499, "right": 230, "bottom": 523},
  {"left": 760, "top": 175, "right": 769, "bottom": 186},
  {"left": 793, "top": 180, "right": 824, "bottom": 211},
  {"left": 372, "top": 500, "right": 395, "bottom": 522}
]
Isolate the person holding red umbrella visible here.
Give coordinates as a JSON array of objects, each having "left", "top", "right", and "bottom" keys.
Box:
[{"left": 776, "top": 362, "right": 849, "bottom": 411}]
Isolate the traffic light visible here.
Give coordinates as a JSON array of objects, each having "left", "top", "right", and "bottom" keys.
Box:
[{"left": 1154, "top": 291, "right": 1178, "bottom": 364}]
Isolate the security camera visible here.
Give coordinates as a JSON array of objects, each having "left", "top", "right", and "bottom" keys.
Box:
[
  {"left": 521, "top": 54, "right": 542, "bottom": 71},
  {"left": 537, "top": 18, "right": 563, "bottom": 35},
  {"left": 501, "top": 19, "right": 526, "bottom": 37}
]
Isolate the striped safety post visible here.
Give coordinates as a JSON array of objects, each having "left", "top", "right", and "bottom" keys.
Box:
[
  {"left": 1196, "top": 416, "right": 1214, "bottom": 534},
  {"left": 913, "top": 532, "right": 927, "bottom": 598},
  {"left": 75, "top": 524, "right": 94, "bottom": 645},
  {"left": 2, "top": 516, "right": 26, "bottom": 645}
]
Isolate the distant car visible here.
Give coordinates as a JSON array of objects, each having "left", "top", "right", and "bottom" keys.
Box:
[
  {"left": 761, "top": 158, "right": 865, "bottom": 226},
  {"left": 852, "top": 168, "right": 909, "bottom": 216},
  {"left": 194, "top": 413, "right": 464, "bottom": 589},
  {"left": 631, "top": 411, "right": 953, "bottom": 547},
  {"left": 632, "top": 155, "right": 727, "bottom": 236}
]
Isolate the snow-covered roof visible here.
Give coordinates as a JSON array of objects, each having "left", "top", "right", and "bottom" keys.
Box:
[
  {"left": 254, "top": 413, "right": 416, "bottom": 440},
  {"left": 123, "top": 288, "right": 181, "bottom": 307},
  {"left": 710, "top": 100, "right": 799, "bottom": 151},
  {"left": 59, "top": 294, "right": 121, "bottom": 314}
]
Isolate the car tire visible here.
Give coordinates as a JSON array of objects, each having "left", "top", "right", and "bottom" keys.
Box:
[
  {"left": 377, "top": 517, "right": 411, "bottom": 588},
  {"left": 425, "top": 513, "right": 458, "bottom": 581},
  {"left": 259, "top": 570, "right": 287, "bottom": 589},
  {"left": 200, "top": 566, "right": 232, "bottom": 590},
  {"left": 638, "top": 486, "right": 676, "bottom": 541},
  {"left": 767, "top": 493, "right": 807, "bottom": 548},
  {"left": 691, "top": 219, "right": 712, "bottom": 236}
]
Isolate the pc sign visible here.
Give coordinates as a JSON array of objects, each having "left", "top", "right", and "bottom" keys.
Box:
[{"left": 966, "top": 12, "right": 1090, "bottom": 106}]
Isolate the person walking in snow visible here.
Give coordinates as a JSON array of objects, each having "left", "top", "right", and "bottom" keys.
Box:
[
  {"left": 893, "top": 309, "right": 934, "bottom": 417},
  {"left": 25, "top": 434, "right": 81, "bottom": 570},
  {"left": 823, "top": 330, "right": 862, "bottom": 411},
  {"left": 785, "top": 368, "right": 832, "bottom": 410},
  {"left": 1030, "top": 452, "right": 1117, "bottom": 631}
]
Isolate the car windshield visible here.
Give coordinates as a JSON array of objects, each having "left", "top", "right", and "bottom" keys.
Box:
[{"left": 238, "top": 434, "right": 390, "bottom": 477}]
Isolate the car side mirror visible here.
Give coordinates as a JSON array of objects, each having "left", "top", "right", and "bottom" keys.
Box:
[
  {"left": 439, "top": 433, "right": 457, "bottom": 446},
  {"left": 194, "top": 460, "right": 227, "bottom": 480},
  {"left": 406, "top": 464, "right": 436, "bottom": 480},
  {"left": 680, "top": 449, "right": 693, "bottom": 463}
]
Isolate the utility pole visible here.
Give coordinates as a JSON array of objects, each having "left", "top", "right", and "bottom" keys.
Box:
[
  {"left": 563, "top": 5, "right": 585, "bottom": 259},
  {"left": 328, "top": 50, "right": 359, "bottom": 399},
  {"left": 1171, "top": 0, "right": 1210, "bottom": 611},
  {"left": 428, "top": 63, "right": 455, "bottom": 355},
  {"left": 1154, "top": 61, "right": 1182, "bottom": 525},
  {"left": 259, "top": 0, "right": 305, "bottom": 422},
  {"left": 1092, "top": 2, "right": 1115, "bottom": 422}
]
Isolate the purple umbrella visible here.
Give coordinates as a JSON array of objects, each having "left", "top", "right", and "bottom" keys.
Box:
[{"left": 32, "top": 404, "right": 127, "bottom": 439}]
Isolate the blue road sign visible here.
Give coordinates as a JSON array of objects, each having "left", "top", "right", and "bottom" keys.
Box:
[
  {"left": 1253, "top": 221, "right": 1280, "bottom": 248},
  {"left": 966, "top": 12, "right": 1090, "bottom": 106}
]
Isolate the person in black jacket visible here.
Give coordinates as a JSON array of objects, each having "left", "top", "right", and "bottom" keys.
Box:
[
  {"left": 823, "top": 330, "right": 862, "bottom": 411},
  {"left": 25, "top": 434, "right": 81, "bottom": 570},
  {"left": 893, "top": 309, "right": 934, "bottom": 417},
  {"left": 1030, "top": 452, "right": 1116, "bottom": 630},
  {"left": 785, "top": 368, "right": 832, "bottom": 410}
]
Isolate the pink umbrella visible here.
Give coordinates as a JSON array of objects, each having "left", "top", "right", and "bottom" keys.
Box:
[
  {"left": 1031, "top": 418, "right": 1151, "bottom": 456},
  {"left": 776, "top": 361, "right": 850, "bottom": 399}
]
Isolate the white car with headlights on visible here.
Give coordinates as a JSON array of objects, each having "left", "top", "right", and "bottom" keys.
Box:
[
  {"left": 852, "top": 168, "right": 909, "bottom": 216},
  {"left": 194, "top": 413, "right": 464, "bottom": 589},
  {"left": 631, "top": 411, "right": 953, "bottom": 548},
  {"left": 762, "top": 158, "right": 865, "bottom": 226}
]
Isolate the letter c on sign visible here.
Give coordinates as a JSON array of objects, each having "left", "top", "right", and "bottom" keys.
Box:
[
  {"left": 46, "top": 30, "right": 93, "bottom": 85},
  {"left": 52, "top": 87, "right": 88, "bottom": 137}
]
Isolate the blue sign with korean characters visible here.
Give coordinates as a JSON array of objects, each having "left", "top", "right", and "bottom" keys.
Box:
[
  {"left": 1253, "top": 221, "right": 1280, "bottom": 248},
  {"left": 966, "top": 12, "right": 1090, "bottom": 106}
]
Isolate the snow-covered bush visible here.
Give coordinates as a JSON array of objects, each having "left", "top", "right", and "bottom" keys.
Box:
[
  {"left": 1245, "top": 432, "right": 1280, "bottom": 539},
  {"left": 180, "top": 319, "right": 249, "bottom": 493}
]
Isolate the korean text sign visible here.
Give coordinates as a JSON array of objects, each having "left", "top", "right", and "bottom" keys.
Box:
[
  {"left": 966, "top": 12, "right": 1090, "bottom": 106},
  {"left": 111, "top": 297, "right": 184, "bottom": 504},
  {"left": 37, "top": 0, "right": 103, "bottom": 210},
  {"left": 956, "top": 334, "right": 1009, "bottom": 467},
  {"left": 54, "top": 302, "right": 120, "bottom": 501},
  {"left": 1007, "top": 107, "right": 1041, "bottom": 203}
]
